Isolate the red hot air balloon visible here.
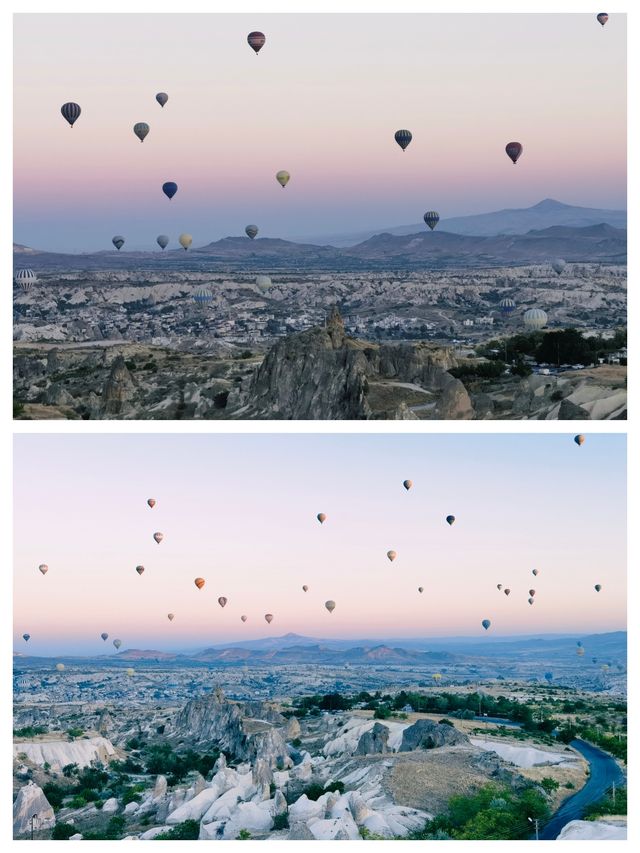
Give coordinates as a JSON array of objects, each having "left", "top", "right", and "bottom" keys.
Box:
[
  {"left": 147, "top": 498, "right": 156, "bottom": 508},
  {"left": 505, "top": 142, "right": 523, "bottom": 164}
]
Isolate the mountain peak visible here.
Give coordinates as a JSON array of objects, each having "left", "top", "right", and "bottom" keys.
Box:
[{"left": 530, "top": 198, "right": 569, "bottom": 211}]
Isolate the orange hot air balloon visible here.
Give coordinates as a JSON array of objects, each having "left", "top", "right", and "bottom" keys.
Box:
[
  {"left": 194, "top": 577, "right": 205, "bottom": 590},
  {"left": 147, "top": 498, "right": 156, "bottom": 508},
  {"left": 241, "top": 615, "right": 248, "bottom": 622},
  {"left": 387, "top": 550, "right": 397, "bottom": 562},
  {"left": 38, "top": 564, "right": 49, "bottom": 575},
  {"left": 136, "top": 565, "right": 145, "bottom": 576},
  {"left": 218, "top": 596, "right": 228, "bottom": 608},
  {"left": 153, "top": 532, "right": 164, "bottom": 544},
  {"left": 317, "top": 513, "right": 326, "bottom": 524},
  {"left": 403, "top": 480, "right": 413, "bottom": 491},
  {"left": 265, "top": 613, "right": 274, "bottom": 624}
]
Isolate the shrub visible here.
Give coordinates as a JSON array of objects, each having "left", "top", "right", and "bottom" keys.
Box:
[
  {"left": 51, "top": 822, "right": 76, "bottom": 840},
  {"left": 155, "top": 820, "right": 200, "bottom": 840},
  {"left": 238, "top": 829, "right": 252, "bottom": 840},
  {"left": 540, "top": 777, "right": 560, "bottom": 793},
  {"left": 273, "top": 813, "right": 289, "bottom": 830},
  {"left": 42, "top": 782, "right": 66, "bottom": 810}
]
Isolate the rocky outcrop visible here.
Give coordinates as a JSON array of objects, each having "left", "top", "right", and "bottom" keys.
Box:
[
  {"left": 355, "top": 722, "right": 390, "bottom": 755},
  {"left": 13, "top": 736, "right": 116, "bottom": 771},
  {"left": 101, "top": 355, "right": 135, "bottom": 416},
  {"left": 13, "top": 782, "right": 55, "bottom": 836},
  {"left": 399, "top": 720, "right": 468, "bottom": 752}
]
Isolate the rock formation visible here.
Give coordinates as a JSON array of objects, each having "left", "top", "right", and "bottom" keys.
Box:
[
  {"left": 355, "top": 722, "right": 390, "bottom": 755},
  {"left": 101, "top": 355, "right": 135, "bottom": 416},
  {"left": 399, "top": 719, "right": 468, "bottom": 752},
  {"left": 13, "top": 782, "right": 55, "bottom": 836}
]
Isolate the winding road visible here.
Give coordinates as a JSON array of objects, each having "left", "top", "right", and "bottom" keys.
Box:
[{"left": 538, "top": 739, "right": 624, "bottom": 840}]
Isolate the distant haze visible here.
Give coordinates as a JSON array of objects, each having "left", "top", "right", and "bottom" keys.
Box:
[
  {"left": 14, "top": 434, "right": 626, "bottom": 656},
  {"left": 14, "top": 13, "right": 626, "bottom": 252}
]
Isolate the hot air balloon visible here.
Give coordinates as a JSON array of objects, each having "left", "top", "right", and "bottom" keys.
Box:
[
  {"left": 56, "top": 663, "right": 65, "bottom": 671},
  {"left": 241, "top": 615, "right": 248, "bottom": 622},
  {"left": 218, "top": 596, "right": 228, "bottom": 608},
  {"left": 193, "top": 287, "right": 213, "bottom": 305},
  {"left": 302, "top": 585, "right": 309, "bottom": 592},
  {"left": 265, "top": 613, "right": 274, "bottom": 624},
  {"left": 101, "top": 632, "right": 108, "bottom": 641},
  {"left": 601, "top": 663, "right": 609, "bottom": 671},
  {"left": 14, "top": 269, "right": 38, "bottom": 293},
  {"left": 551, "top": 259, "right": 566, "bottom": 275},
  {"left": 156, "top": 92, "right": 168, "bottom": 107},
  {"left": 317, "top": 513, "right": 326, "bottom": 524},
  {"left": 423, "top": 211, "right": 439, "bottom": 231},
  {"left": 276, "top": 171, "right": 290, "bottom": 188},
  {"left": 147, "top": 498, "right": 156, "bottom": 508},
  {"left": 126, "top": 668, "right": 135, "bottom": 676},
  {"left": 418, "top": 587, "right": 424, "bottom": 594},
  {"left": 113, "top": 639, "right": 122, "bottom": 649},
  {"left": 387, "top": 550, "right": 397, "bottom": 562},
  {"left": 528, "top": 597, "right": 534, "bottom": 605},
  {"left": 544, "top": 672, "right": 553, "bottom": 682},
  {"left": 38, "top": 564, "right": 48, "bottom": 576},
  {"left": 446, "top": 515, "right": 455, "bottom": 526},
  {"left": 61, "top": 102, "right": 81, "bottom": 127},
  {"left": 325, "top": 600, "right": 336, "bottom": 613},
  {"left": 577, "top": 647, "right": 585, "bottom": 656},
  {"left": 156, "top": 235, "right": 169, "bottom": 250},
  {"left": 532, "top": 569, "right": 539, "bottom": 577},
  {"left": 245, "top": 225, "right": 258, "bottom": 240},
  {"left": 497, "top": 584, "right": 503, "bottom": 591},
  {"left": 529, "top": 589, "right": 536, "bottom": 597},
  {"left": 403, "top": 480, "right": 413, "bottom": 490},
  {"left": 194, "top": 578, "right": 205, "bottom": 590},
  {"left": 167, "top": 613, "right": 175, "bottom": 621},
  {"left": 481, "top": 619, "right": 491, "bottom": 631},
  {"left": 499, "top": 298, "right": 516, "bottom": 314},
  {"left": 133, "top": 122, "right": 150, "bottom": 143},
  {"left": 505, "top": 141, "right": 523, "bottom": 164},
  {"left": 592, "top": 657, "right": 598, "bottom": 664},
  {"left": 577, "top": 641, "right": 582, "bottom": 647},
  {"left": 23, "top": 633, "right": 30, "bottom": 642},
  {"left": 523, "top": 308, "right": 548, "bottom": 330},
  {"left": 179, "top": 234, "right": 192, "bottom": 251},
  {"left": 597, "top": 13, "right": 608, "bottom": 26},
  {"left": 432, "top": 673, "right": 442, "bottom": 683},
  {"left": 136, "top": 565, "right": 145, "bottom": 576},
  {"left": 256, "top": 275, "right": 272, "bottom": 292},
  {"left": 247, "top": 31, "right": 266, "bottom": 53},
  {"left": 112, "top": 236, "right": 125, "bottom": 251},
  {"left": 153, "top": 532, "right": 164, "bottom": 544},
  {"left": 394, "top": 129, "right": 412, "bottom": 151},
  {"left": 574, "top": 435, "right": 585, "bottom": 447},
  {"left": 594, "top": 584, "right": 602, "bottom": 592},
  {"left": 162, "top": 182, "right": 178, "bottom": 200},
  {"left": 504, "top": 588, "right": 511, "bottom": 596}
]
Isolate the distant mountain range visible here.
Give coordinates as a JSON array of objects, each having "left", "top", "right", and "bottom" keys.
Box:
[
  {"left": 296, "top": 199, "right": 628, "bottom": 246},
  {"left": 13, "top": 631, "right": 626, "bottom": 667},
  {"left": 12, "top": 223, "right": 626, "bottom": 272}
]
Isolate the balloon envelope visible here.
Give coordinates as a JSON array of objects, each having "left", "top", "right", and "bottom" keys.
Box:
[
  {"left": 418, "top": 586, "right": 424, "bottom": 593},
  {"left": 256, "top": 275, "right": 272, "bottom": 292},
  {"left": 245, "top": 225, "right": 258, "bottom": 239},
  {"left": 505, "top": 141, "right": 523, "bottom": 164},
  {"left": 126, "top": 668, "right": 135, "bottom": 676},
  {"left": 56, "top": 663, "right": 65, "bottom": 671},
  {"left": 551, "top": 258, "right": 566, "bottom": 275},
  {"left": 499, "top": 298, "right": 516, "bottom": 313},
  {"left": 162, "top": 182, "right": 178, "bottom": 200},
  {"left": 529, "top": 589, "right": 536, "bottom": 597},
  {"left": 23, "top": 633, "right": 30, "bottom": 642},
  {"left": 504, "top": 589, "right": 511, "bottom": 596},
  {"left": 156, "top": 235, "right": 169, "bottom": 250},
  {"left": 179, "top": 233, "right": 192, "bottom": 251},
  {"left": 156, "top": 92, "right": 168, "bottom": 107},
  {"left": 574, "top": 435, "right": 585, "bottom": 446},
  {"left": 113, "top": 639, "right": 122, "bottom": 649},
  {"left": 247, "top": 31, "right": 266, "bottom": 53},
  {"left": 38, "top": 564, "right": 49, "bottom": 575},
  {"left": 133, "top": 122, "right": 150, "bottom": 142},
  {"left": 153, "top": 532, "right": 164, "bottom": 544},
  {"left": 241, "top": 615, "right": 248, "bottom": 622},
  {"left": 194, "top": 578, "right": 205, "bottom": 590},
  {"left": 136, "top": 565, "right": 145, "bottom": 576},
  {"left": 218, "top": 596, "right": 228, "bottom": 608},
  {"left": 394, "top": 129, "right": 412, "bottom": 150},
  {"left": 446, "top": 515, "right": 455, "bottom": 526},
  {"left": 325, "top": 600, "right": 336, "bottom": 613},
  {"left": 481, "top": 619, "right": 491, "bottom": 630},
  {"left": 423, "top": 211, "right": 439, "bottom": 230},
  {"left": 167, "top": 613, "right": 175, "bottom": 621},
  {"left": 112, "top": 236, "right": 125, "bottom": 251},
  {"left": 497, "top": 584, "right": 502, "bottom": 590},
  {"left": 61, "top": 102, "right": 81, "bottom": 127},
  {"left": 276, "top": 171, "right": 290, "bottom": 188},
  {"left": 317, "top": 513, "right": 326, "bottom": 524},
  {"left": 532, "top": 569, "right": 539, "bottom": 576},
  {"left": 15, "top": 269, "right": 38, "bottom": 292},
  {"left": 265, "top": 613, "right": 274, "bottom": 624},
  {"left": 594, "top": 584, "right": 602, "bottom": 592},
  {"left": 523, "top": 308, "right": 548, "bottom": 330},
  {"left": 302, "top": 585, "right": 309, "bottom": 592},
  {"left": 597, "top": 13, "right": 608, "bottom": 26},
  {"left": 147, "top": 498, "right": 156, "bottom": 508},
  {"left": 386, "top": 550, "right": 397, "bottom": 562},
  {"left": 101, "top": 632, "right": 109, "bottom": 641},
  {"left": 403, "top": 480, "right": 412, "bottom": 490}
]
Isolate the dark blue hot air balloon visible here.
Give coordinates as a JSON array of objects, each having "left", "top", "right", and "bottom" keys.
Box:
[
  {"left": 162, "top": 182, "right": 178, "bottom": 200},
  {"left": 61, "top": 102, "right": 81, "bottom": 127}
]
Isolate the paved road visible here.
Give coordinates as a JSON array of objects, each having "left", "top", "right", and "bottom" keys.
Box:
[
  {"left": 473, "top": 715, "right": 522, "bottom": 728},
  {"left": 538, "top": 739, "right": 624, "bottom": 840}
]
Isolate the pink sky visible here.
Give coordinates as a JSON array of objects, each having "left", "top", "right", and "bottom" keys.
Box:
[{"left": 14, "top": 13, "right": 626, "bottom": 250}]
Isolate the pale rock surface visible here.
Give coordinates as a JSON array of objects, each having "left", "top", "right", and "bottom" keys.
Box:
[
  {"left": 13, "top": 736, "right": 116, "bottom": 771},
  {"left": 13, "top": 782, "right": 56, "bottom": 836}
]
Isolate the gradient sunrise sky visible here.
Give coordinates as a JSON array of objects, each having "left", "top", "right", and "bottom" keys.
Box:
[
  {"left": 14, "top": 433, "right": 625, "bottom": 656},
  {"left": 13, "top": 13, "right": 626, "bottom": 252}
]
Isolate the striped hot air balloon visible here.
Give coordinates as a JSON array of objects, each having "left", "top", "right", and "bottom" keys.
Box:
[
  {"left": 247, "top": 32, "right": 266, "bottom": 54},
  {"left": 523, "top": 308, "right": 548, "bottom": 330},
  {"left": 193, "top": 287, "right": 213, "bottom": 306},
  {"left": 394, "top": 129, "right": 412, "bottom": 151},
  {"left": 61, "top": 102, "right": 81, "bottom": 127},
  {"left": 133, "top": 122, "right": 150, "bottom": 143},
  {"left": 14, "top": 269, "right": 37, "bottom": 293},
  {"left": 499, "top": 298, "right": 516, "bottom": 314},
  {"left": 423, "top": 211, "right": 439, "bottom": 230}
]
